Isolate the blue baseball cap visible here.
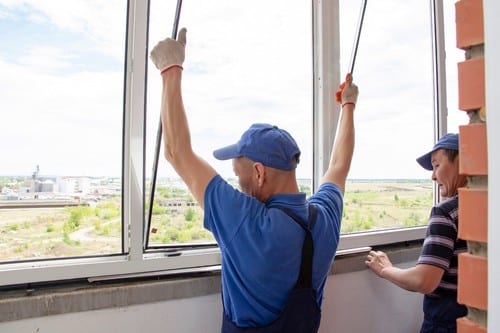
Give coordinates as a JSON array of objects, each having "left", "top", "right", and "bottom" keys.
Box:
[
  {"left": 213, "top": 123, "right": 301, "bottom": 170},
  {"left": 416, "top": 133, "right": 459, "bottom": 171}
]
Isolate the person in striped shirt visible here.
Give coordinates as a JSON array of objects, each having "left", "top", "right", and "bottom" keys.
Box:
[{"left": 365, "top": 133, "right": 467, "bottom": 333}]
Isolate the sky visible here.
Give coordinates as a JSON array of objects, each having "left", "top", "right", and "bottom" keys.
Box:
[{"left": 0, "top": 0, "right": 468, "bottom": 180}]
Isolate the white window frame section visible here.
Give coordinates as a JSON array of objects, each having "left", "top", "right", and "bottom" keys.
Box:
[
  {"left": 0, "top": 0, "right": 448, "bottom": 286},
  {"left": 0, "top": 0, "right": 221, "bottom": 287},
  {"left": 314, "top": 0, "right": 447, "bottom": 251}
]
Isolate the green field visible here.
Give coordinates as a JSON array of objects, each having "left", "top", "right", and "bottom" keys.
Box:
[
  {"left": 343, "top": 180, "right": 433, "bottom": 233},
  {"left": 0, "top": 180, "right": 433, "bottom": 261}
]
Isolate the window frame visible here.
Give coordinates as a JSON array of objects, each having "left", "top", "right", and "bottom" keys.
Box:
[
  {"left": 314, "top": 0, "right": 447, "bottom": 251},
  {"left": 0, "top": 0, "right": 220, "bottom": 287},
  {"left": 0, "top": 0, "right": 448, "bottom": 287}
]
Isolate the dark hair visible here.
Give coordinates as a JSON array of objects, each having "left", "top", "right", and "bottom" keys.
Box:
[{"left": 443, "top": 149, "right": 459, "bottom": 163}]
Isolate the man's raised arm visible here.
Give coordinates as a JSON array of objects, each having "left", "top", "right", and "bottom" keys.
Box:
[
  {"left": 150, "top": 28, "right": 217, "bottom": 207},
  {"left": 321, "top": 74, "right": 359, "bottom": 193}
]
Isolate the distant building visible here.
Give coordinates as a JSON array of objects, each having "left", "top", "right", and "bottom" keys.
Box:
[
  {"left": 30, "top": 177, "right": 57, "bottom": 194},
  {"left": 0, "top": 187, "right": 18, "bottom": 200},
  {"left": 58, "top": 177, "right": 91, "bottom": 194},
  {"left": 40, "top": 179, "right": 56, "bottom": 192},
  {"left": 164, "top": 198, "right": 198, "bottom": 207}
]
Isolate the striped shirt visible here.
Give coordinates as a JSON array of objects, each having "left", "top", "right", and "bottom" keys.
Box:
[{"left": 417, "top": 195, "right": 467, "bottom": 297}]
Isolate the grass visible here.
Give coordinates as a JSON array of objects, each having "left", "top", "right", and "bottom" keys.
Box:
[
  {"left": 0, "top": 180, "right": 433, "bottom": 261},
  {"left": 342, "top": 180, "right": 433, "bottom": 232},
  {"left": 0, "top": 198, "right": 122, "bottom": 261}
]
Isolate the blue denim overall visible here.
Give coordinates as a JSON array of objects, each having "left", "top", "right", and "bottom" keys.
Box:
[
  {"left": 221, "top": 205, "right": 321, "bottom": 333},
  {"left": 419, "top": 294, "right": 467, "bottom": 333}
]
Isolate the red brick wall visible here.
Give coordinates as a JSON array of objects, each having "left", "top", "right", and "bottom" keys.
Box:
[{"left": 455, "top": 0, "right": 488, "bottom": 332}]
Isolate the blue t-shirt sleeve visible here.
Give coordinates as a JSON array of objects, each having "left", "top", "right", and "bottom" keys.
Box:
[{"left": 308, "top": 182, "right": 344, "bottom": 231}]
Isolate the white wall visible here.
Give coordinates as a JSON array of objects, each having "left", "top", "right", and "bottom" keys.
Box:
[
  {"left": 320, "top": 262, "right": 422, "bottom": 332},
  {"left": 0, "top": 294, "right": 223, "bottom": 333},
  {"left": 0, "top": 265, "right": 422, "bottom": 333}
]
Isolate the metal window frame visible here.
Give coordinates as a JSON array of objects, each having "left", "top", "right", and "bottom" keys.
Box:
[
  {"left": 0, "top": 0, "right": 222, "bottom": 287},
  {"left": 0, "top": 0, "right": 448, "bottom": 287},
  {"left": 313, "top": 0, "right": 447, "bottom": 250}
]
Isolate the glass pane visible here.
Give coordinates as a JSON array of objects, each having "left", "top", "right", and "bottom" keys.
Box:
[
  {"left": 146, "top": 0, "right": 313, "bottom": 247},
  {"left": 339, "top": 0, "right": 435, "bottom": 233},
  {"left": 0, "top": 1, "right": 127, "bottom": 261},
  {"left": 444, "top": 0, "right": 469, "bottom": 133}
]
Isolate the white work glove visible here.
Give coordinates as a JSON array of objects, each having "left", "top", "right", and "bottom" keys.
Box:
[
  {"left": 150, "top": 27, "right": 187, "bottom": 74},
  {"left": 335, "top": 74, "right": 359, "bottom": 107}
]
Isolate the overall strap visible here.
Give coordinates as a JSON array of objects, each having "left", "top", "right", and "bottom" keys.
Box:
[{"left": 271, "top": 204, "right": 318, "bottom": 289}]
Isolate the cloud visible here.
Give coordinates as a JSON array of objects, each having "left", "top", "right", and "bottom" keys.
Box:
[
  {"left": 146, "top": 0, "right": 313, "bottom": 178},
  {"left": 1, "top": 0, "right": 465, "bottom": 180},
  {"left": 0, "top": 0, "right": 126, "bottom": 60}
]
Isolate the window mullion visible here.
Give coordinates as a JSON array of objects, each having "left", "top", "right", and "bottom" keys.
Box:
[
  {"left": 124, "top": 0, "right": 149, "bottom": 260},
  {"left": 312, "top": 0, "right": 341, "bottom": 191},
  {"left": 430, "top": 0, "right": 448, "bottom": 206}
]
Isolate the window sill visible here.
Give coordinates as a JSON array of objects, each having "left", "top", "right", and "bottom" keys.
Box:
[{"left": 0, "top": 241, "right": 421, "bottom": 323}]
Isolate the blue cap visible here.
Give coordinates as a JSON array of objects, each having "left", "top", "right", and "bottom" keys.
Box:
[
  {"left": 213, "top": 123, "right": 301, "bottom": 170},
  {"left": 416, "top": 133, "right": 459, "bottom": 171}
]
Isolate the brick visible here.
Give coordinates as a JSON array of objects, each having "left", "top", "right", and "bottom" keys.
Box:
[
  {"left": 457, "top": 317, "right": 487, "bottom": 333},
  {"left": 458, "top": 58, "right": 485, "bottom": 111},
  {"left": 458, "top": 253, "right": 487, "bottom": 310},
  {"left": 458, "top": 188, "right": 487, "bottom": 242},
  {"left": 459, "top": 124, "right": 487, "bottom": 175},
  {"left": 455, "top": 0, "right": 484, "bottom": 49}
]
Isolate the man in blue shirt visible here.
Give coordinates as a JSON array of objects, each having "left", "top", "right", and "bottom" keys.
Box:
[{"left": 150, "top": 27, "right": 358, "bottom": 333}]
